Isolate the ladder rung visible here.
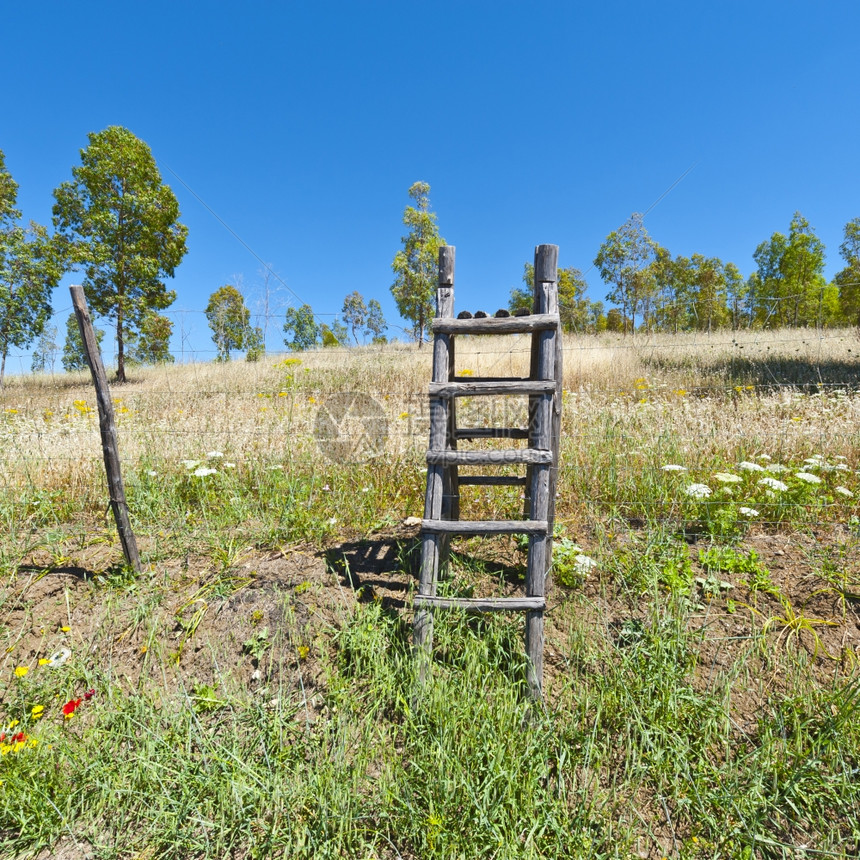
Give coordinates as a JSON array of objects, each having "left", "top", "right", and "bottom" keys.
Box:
[
  {"left": 413, "top": 595, "right": 545, "bottom": 612},
  {"left": 455, "top": 427, "right": 529, "bottom": 440},
  {"left": 427, "top": 449, "right": 552, "bottom": 466},
  {"left": 431, "top": 314, "right": 559, "bottom": 335},
  {"left": 422, "top": 518, "right": 548, "bottom": 535},
  {"left": 458, "top": 475, "right": 527, "bottom": 486},
  {"left": 453, "top": 375, "right": 523, "bottom": 383},
  {"left": 429, "top": 380, "right": 555, "bottom": 398}
]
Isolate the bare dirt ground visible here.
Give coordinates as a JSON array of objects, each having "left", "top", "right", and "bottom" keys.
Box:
[{"left": 4, "top": 521, "right": 858, "bottom": 734}]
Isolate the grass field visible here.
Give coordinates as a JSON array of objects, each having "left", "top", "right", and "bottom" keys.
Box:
[{"left": 1, "top": 327, "right": 859, "bottom": 859}]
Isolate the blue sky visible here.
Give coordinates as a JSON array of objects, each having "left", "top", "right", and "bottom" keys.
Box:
[{"left": 4, "top": 1, "right": 860, "bottom": 368}]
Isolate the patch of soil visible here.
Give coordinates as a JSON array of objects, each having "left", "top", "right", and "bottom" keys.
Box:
[{"left": 2, "top": 523, "right": 858, "bottom": 738}]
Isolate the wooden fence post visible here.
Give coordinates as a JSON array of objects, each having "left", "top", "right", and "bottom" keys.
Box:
[{"left": 70, "top": 285, "right": 141, "bottom": 573}]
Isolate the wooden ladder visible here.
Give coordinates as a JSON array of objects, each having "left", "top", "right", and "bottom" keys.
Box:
[{"left": 413, "top": 244, "right": 562, "bottom": 698}]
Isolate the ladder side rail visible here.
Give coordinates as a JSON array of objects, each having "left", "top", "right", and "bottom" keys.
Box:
[
  {"left": 525, "top": 243, "right": 559, "bottom": 699},
  {"left": 415, "top": 245, "right": 456, "bottom": 673}
]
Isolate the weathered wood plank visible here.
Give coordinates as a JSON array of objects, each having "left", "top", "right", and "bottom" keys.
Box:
[
  {"left": 422, "top": 518, "right": 548, "bottom": 535},
  {"left": 457, "top": 475, "right": 528, "bottom": 486},
  {"left": 426, "top": 448, "right": 552, "bottom": 466},
  {"left": 454, "top": 427, "right": 529, "bottom": 440},
  {"left": 415, "top": 245, "right": 457, "bottom": 679},
  {"left": 70, "top": 285, "right": 141, "bottom": 574},
  {"left": 413, "top": 596, "right": 546, "bottom": 612},
  {"left": 430, "top": 313, "right": 558, "bottom": 334},
  {"left": 428, "top": 379, "right": 555, "bottom": 397}
]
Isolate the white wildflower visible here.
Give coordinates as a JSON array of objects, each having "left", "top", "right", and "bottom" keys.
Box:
[
  {"left": 713, "top": 472, "right": 742, "bottom": 483},
  {"left": 661, "top": 464, "right": 688, "bottom": 472},
  {"left": 573, "top": 555, "right": 598, "bottom": 575},
  {"left": 147, "top": 470, "right": 157, "bottom": 477},
  {"left": 795, "top": 472, "right": 822, "bottom": 484},
  {"left": 738, "top": 506, "right": 759, "bottom": 517},
  {"left": 46, "top": 647, "right": 71, "bottom": 667},
  {"left": 194, "top": 466, "right": 218, "bottom": 477},
  {"left": 835, "top": 486, "right": 854, "bottom": 498},
  {"left": 328, "top": 517, "right": 337, "bottom": 525},
  {"left": 833, "top": 463, "right": 849, "bottom": 471},
  {"left": 182, "top": 459, "right": 202, "bottom": 470},
  {"left": 739, "top": 461, "right": 766, "bottom": 472},
  {"left": 268, "top": 464, "right": 284, "bottom": 470},
  {"left": 224, "top": 462, "right": 236, "bottom": 469},
  {"left": 766, "top": 463, "right": 789, "bottom": 473},
  {"left": 207, "top": 451, "right": 224, "bottom": 459},
  {"left": 684, "top": 483, "right": 712, "bottom": 499},
  {"left": 758, "top": 454, "right": 772, "bottom": 461},
  {"left": 758, "top": 477, "right": 788, "bottom": 492}
]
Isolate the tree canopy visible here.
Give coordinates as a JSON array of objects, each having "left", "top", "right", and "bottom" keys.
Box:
[
  {"left": 0, "top": 150, "right": 63, "bottom": 386},
  {"left": 52, "top": 126, "right": 188, "bottom": 382},
  {"left": 283, "top": 304, "right": 320, "bottom": 351},
  {"left": 390, "top": 182, "right": 445, "bottom": 347},
  {"left": 205, "top": 285, "right": 252, "bottom": 361}
]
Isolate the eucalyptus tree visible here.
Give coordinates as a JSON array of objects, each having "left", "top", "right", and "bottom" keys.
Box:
[
  {"left": 283, "top": 304, "right": 320, "bottom": 351},
  {"left": 781, "top": 212, "right": 827, "bottom": 327},
  {"left": 594, "top": 213, "right": 657, "bottom": 333},
  {"left": 834, "top": 217, "right": 860, "bottom": 325},
  {"left": 391, "top": 182, "right": 445, "bottom": 347},
  {"left": 206, "top": 285, "right": 251, "bottom": 361},
  {"left": 52, "top": 126, "right": 188, "bottom": 382},
  {"left": 342, "top": 291, "right": 368, "bottom": 344}
]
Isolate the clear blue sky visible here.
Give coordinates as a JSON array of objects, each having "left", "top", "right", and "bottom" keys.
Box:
[{"left": 4, "top": 0, "right": 860, "bottom": 368}]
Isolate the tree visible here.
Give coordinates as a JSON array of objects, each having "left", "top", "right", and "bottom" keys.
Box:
[
  {"left": 752, "top": 231, "right": 788, "bottom": 326},
  {"left": 342, "top": 291, "right": 368, "bottom": 344},
  {"left": 753, "top": 214, "right": 830, "bottom": 328},
  {"left": 62, "top": 312, "right": 104, "bottom": 372},
  {"left": 724, "top": 262, "right": 748, "bottom": 330},
  {"left": 283, "top": 304, "right": 320, "bottom": 351},
  {"left": 205, "top": 285, "right": 251, "bottom": 361},
  {"left": 690, "top": 254, "right": 728, "bottom": 332},
  {"left": 126, "top": 311, "right": 174, "bottom": 365},
  {"left": 0, "top": 150, "right": 63, "bottom": 386},
  {"left": 594, "top": 213, "right": 657, "bottom": 333},
  {"left": 245, "top": 326, "right": 265, "bottom": 362},
  {"left": 835, "top": 217, "right": 860, "bottom": 325},
  {"left": 390, "top": 182, "right": 445, "bottom": 347},
  {"left": 365, "top": 299, "right": 387, "bottom": 343},
  {"left": 31, "top": 325, "right": 59, "bottom": 374},
  {"left": 513, "top": 262, "right": 602, "bottom": 333},
  {"left": 649, "top": 248, "right": 693, "bottom": 333},
  {"left": 781, "top": 212, "right": 827, "bottom": 327},
  {"left": 52, "top": 126, "right": 188, "bottom": 382}
]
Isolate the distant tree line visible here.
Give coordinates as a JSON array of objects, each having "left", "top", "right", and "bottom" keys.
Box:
[{"left": 518, "top": 211, "right": 860, "bottom": 335}]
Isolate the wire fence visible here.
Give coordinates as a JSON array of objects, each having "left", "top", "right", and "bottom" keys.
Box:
[{"left": 1, "top": 324, "right": 858, "bottom": 541}]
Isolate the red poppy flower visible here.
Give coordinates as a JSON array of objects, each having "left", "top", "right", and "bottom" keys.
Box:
[
  {"left": 12, "top": 732, "right": 25, "bottom": 743},
  {"left": 84, "top": 689, "right": 95, "bottom": 700},
  {"left": 62, "top": 698, "right": 82, "bottom": 716}
]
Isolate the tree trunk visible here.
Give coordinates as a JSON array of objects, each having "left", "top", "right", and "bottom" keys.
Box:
[
  {"left": 0, "top": 350, "right": 6, "bottom": 388},
  {"left": 116, "top": 306, "right": 126, "bottom": 383}
]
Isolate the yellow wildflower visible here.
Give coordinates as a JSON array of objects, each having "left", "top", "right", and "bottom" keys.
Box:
[
  {"left": 14, "top": 666, "right": 28, "bottom": 678},
  {"left": 31, "top": 705, "right": 44, "bottom": 720}
]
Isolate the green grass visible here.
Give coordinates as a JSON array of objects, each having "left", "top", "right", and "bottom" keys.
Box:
[{"left": 2, "top": 337, "right": 860, "bottom": 857}]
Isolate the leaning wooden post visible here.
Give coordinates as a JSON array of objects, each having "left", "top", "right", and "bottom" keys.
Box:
[
  {"left": 414, "top": 245, "right": 455, "bottom": 684},
  {"left": 70, "top": 285, "right": 141, "bottom": 573},
  {"left": 525, "top": 244, "right": 559, "bottom": 699}
]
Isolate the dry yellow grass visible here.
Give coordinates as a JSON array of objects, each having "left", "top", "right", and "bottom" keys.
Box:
[{"left": 1, "top": 327, "right": 859, "bottom": 497}]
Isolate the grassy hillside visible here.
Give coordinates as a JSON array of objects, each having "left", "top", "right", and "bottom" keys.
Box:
[{"left": 1, "top": 328, "right": 859, "bottom": 858}]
